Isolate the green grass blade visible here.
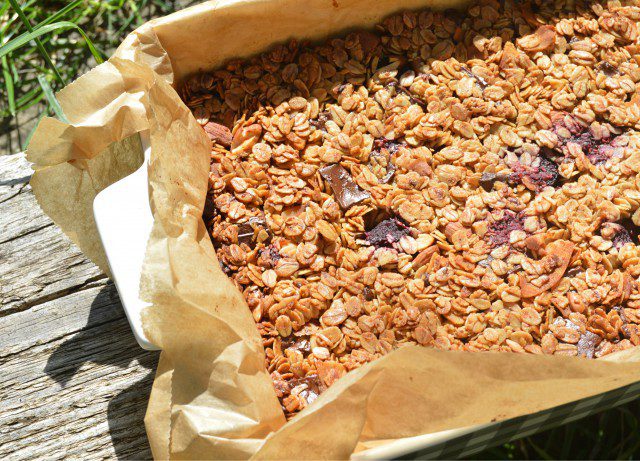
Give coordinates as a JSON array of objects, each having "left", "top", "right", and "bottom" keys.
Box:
[
  {"left": 1, "top": 55, "right": 16, "bottom": 115},
  {"left": 34, "top": 0, "right": 83, "bottom": 29},
  {"left": 7, "top": 0, "right": 66, "bottom": 85},
  {"left": 22, "top": 109, "right": 47, "bottom": 150},
  {"left": 15, "top": 89, "right": 44, "bottom": 112},
  {"left": 0, "top": 21, "right": 103, "bottom": 63},
  {"left": 36, "top": 74, "right": 67, "bottom": 123},
  {"left": 14, "top": 86, "right": 41, "bottom": 108},
  {"left": 525, "top": 437, "right": 554, "bottom": 461}
]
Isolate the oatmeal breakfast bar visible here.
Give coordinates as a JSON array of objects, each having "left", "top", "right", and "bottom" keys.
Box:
[{"left": 181, "top": 0, "right": 640, "bottom": 417}]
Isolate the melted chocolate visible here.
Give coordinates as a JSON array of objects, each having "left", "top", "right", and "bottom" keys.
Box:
[
  {"left": 370, "top": 139, "right": 404, "bottom": 184},
  {"left": 601, "top": 219, "right": 639, "bottom": 249},
  {"left": 552, "top": 118, "right": 625, "bottom": 166},
  {"left": 597, "top": 61, "right": 618, "bottom": 76},
  {"left": 258, "top": 245, "right": 282, "bottom": 268},
  {"left": 319, "top": 164, "right": 371, "bottom": 210},
  {"left": 577, "top": 330, "right": 602, "bottom": 358}
]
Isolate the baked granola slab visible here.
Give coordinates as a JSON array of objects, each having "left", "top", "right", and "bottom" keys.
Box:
[{"left": 182, "top": 0, "right": 640, "bottom": 417}]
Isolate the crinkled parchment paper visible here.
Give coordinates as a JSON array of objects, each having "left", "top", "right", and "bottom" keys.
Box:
[{"left": 27, "top": 0, "right": 640, "bottom": 459}]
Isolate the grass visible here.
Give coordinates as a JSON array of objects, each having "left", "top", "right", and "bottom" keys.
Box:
[
  {"left": 1, "top": 1, "right": 639, "bottom": 458},
  {"left": 0, "top": 0, "right": 195, "bottom": 151},
  {"left": 470, "top": 399, "right": 640, "bottom": 460}
]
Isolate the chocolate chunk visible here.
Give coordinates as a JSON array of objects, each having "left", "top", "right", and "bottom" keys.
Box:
[
  {"left": 598, "top": 61, "right": 618, "bottom": 76},
  {"left": 366, "top": 217, "right": 411, "bottom": 248},
  {"left": 486, "top": 211, "right": 525, "bottom": 247},
  {"left": 281, "top": 336, "right": 311, "bottom": 354},
  {"left": 202, "top": 194, "right": 217, "bottom": 222},
  {"left": 237, "top": 223, "right": 256, "bottom": 245},
  {"left": 203, "top": 121, "right": 232, "bottom": 147},
  {"left": 479, "top": 172, "right": 509, "bottom": 191},
  {"left": 577, "top": 330, "right": 603, "bottom": 358},
  {"left": 363, "top": 286, "right": 375, "bottom": 301},
  {"left": 236, "top": 216, "right": 269, "bottom": 247},
  {"left": 290, "top": 374, "right": 321, "bottom": 404},
  {"left": 461, "top": 66, "right": 488, "bottom": 90},
  {"left": 319, "top": 164, "right": 371, "bottom": 210},
  {"left": 310, "top": 110, "right": 330, "bottom": 131}
]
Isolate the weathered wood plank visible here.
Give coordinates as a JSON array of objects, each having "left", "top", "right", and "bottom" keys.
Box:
[
  {"left": 1, "top": 152, "right": 156, "bottom": 460},
  {"left": 0, "top": 284, "right": 120, "bottom": 358},
  {"left": 0, "top": 152, "right": 106, "bottom": 315},
  {"left": 0, "top": 152, "right": 31, "bottom": 204},
  {"left": 0, "top": 283, "right": 158, "bottom": 460},
  {"left": 0, "top": 180, "right": 53, "bottom": 245},
  {"left": 0, "top": 222, "right": 106, "bottom": 315}
]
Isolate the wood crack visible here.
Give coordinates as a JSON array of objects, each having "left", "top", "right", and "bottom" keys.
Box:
[
  {"left": 1, "top": 274, "right": 109, "bottom": 318},
  {"left": 0, "top": 221, "right": 53, "bottom": 246},
  {"left": 0, "top": 183, "right": 28, "bottom": 204}
]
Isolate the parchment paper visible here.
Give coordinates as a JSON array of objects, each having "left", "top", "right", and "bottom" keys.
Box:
[{"left": 27, "top": 0, "right": 640, "bottom": 459}]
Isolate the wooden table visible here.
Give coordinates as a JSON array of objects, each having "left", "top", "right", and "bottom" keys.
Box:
[{"left": 0, "top": 152, "right": 159, "bottom": 459}]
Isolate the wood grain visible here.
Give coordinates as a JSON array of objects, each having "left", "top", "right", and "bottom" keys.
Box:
[{"left": 0, "top": 153, "right": 158, "bottom": 460}]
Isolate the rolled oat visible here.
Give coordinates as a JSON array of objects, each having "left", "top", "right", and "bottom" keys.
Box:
[{"left": 184, "top": 0, "right": 640, "bottom": 418}]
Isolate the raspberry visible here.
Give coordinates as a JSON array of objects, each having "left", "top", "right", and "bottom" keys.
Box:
[
  {"left": 602, "top": 219, "right": 638, "bottom": 249},
  {"left": 486, "top": 211, "right": 525, "bottom": 247},
  {"left": 551, "top": 116, "right": 623, "bottom": 166},
  {"left": 366, "top": 217, "right": 411, "bottom": 248}
]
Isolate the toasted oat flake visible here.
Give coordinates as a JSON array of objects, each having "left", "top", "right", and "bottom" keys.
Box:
[{"left": 188, "top": 0, "right": 640, "bottom": 418}]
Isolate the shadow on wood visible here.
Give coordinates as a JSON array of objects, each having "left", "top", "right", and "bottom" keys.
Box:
[
  {"left": 43, "top": 283, "right": 159, "bottom": 459},
  {"left": 107, "top": 367, "right": 156, "bottom": 460}
]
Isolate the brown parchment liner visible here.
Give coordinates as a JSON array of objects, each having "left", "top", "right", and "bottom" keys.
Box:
[{"left": 26, "top": 0, "right": 640, "bottom": 459}]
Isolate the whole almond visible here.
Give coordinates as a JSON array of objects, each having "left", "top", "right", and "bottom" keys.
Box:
[{"left": 203, "top": 122, "right": 232, "bottom": 147}]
